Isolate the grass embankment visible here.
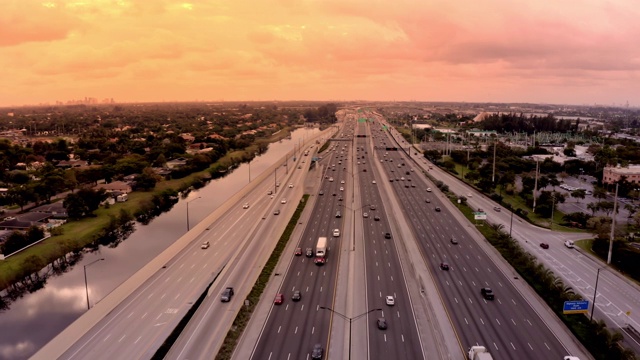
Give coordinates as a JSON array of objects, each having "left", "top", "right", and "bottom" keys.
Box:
[{"left": 0, "top": 129, "right": 293, "bottom": 290}]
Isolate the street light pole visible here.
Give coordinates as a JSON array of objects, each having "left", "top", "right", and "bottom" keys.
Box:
[
  {"left": 84, "top": 258, "right": 105, "bottom": 310},
  {"left": 319, "top": 306, "right": 382, "bottom": 360},
  {"left": 186, "top": 196, "right": 202, "bottom": 231},
  {"left": 591, "top": 266, "right": 607, "bottom": 321},
  {"left": 509, "top": 208, "right": 514, "bottom": 238}
]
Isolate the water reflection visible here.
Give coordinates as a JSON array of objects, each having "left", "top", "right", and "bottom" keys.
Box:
[{"left": 0, "top": 127, "right": 319, "bottom": 360}]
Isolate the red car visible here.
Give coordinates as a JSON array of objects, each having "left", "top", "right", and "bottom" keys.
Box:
[
  {"left": 314, "top": 257, "right": 326, "bottom": 265},
  {"left": 274, "top": 293, "right": 284, "bottom": 305},
  {"left": 295, "top": 248, "right": 302, "bottom": 256},
  {"left": 540, "top": 243, "right": 550, "bottom": 249}
]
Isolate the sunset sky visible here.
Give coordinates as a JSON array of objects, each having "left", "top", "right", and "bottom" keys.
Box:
[{"left": 2, "top": 0, "right": 638, "bottom": 107}]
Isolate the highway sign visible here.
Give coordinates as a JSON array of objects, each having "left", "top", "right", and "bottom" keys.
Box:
[
  {"left": 474, "top": 212, "right": 487, "bottom": 220},
  {"left": 563, "top": 300, "right": 589, "bottom": 314}
]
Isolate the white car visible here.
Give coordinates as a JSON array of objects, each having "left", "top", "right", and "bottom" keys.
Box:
[
  {"left": 242, "top": 203, "right": 250, "bottom": 209},
  {"left": 281, "top": 198, "right": 287, "bottom": 204},
  {"left": 372, "top": 180, "right": 377, "bottom": 184},
  {"left": 385, "top": 295, "right": 395, "bottom": 306},
  {"left": 341, "top": 180, "right": 345, "bottom": 184},
  {"left": 363, "top": 212, "right": 369, "bottom": 218},
  {"left": 426, "top": 188, "right": 432, "bottom": 192},
  {"left": 467, "top": 193, "right": 473, "bottom": 197},
  {"left": 564, "top": 240, "right": 575, "bottom": 248},
  {"left": 329, "top": 177, "right": 334, "bottom": 182},
  {"left": 289, "top": 183, "right": 293, "bottom": 188},
  {"left": 340, "top": 187, "right": 344, "bottom": 191},
  {"left": 201, "top": 241, "right": 210, "bottom": 249},
  {"left": 333, "top": 229, "right": 340, "bottom": 237}
]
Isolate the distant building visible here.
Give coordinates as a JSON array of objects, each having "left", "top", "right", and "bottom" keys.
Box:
[
  {"left": 603, "top": 165, "right": 640, "bottom": 185},
  {"left": 466, "top": 129, "right": 498, "bottom": 137},
  {"left": 94, "top": 181, "right": 132, "bottom": 193}
]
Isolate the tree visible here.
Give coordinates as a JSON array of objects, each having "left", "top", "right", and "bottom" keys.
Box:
[
  {"left": 587, "top": 202, "right": 600, "bottom": 216},
  {"left": 570, "top": 189, "right": 586, "bottom": 203},
  {"left": 135, "top": 167, "right": 160, "bottom": 191},
  {"left": 597, "top": 201, "right": 615, "bottom": 216},
  {"left": 63, "top": 188, "right": 108, "bottom": 219},
  {"left": 593, "top": 187, "right": 608, "bottom": 200}
]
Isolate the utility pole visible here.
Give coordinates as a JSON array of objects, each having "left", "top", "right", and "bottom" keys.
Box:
[
  {"left": 532, "top": 158, "right": 539, "bottom": 213},
  {"left": 492, "top": 140, "right": 497, "bottom": 183},
  {"left": 608, "top": 183, "right": 619, "bottom": 264}
]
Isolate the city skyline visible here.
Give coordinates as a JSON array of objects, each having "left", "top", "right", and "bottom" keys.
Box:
[{"left": 2, "top": 0, "right": 638, "bottom": 107}]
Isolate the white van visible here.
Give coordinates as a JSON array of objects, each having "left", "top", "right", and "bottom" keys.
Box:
[
  {"left": 333, "top": 229, "right": 340, "bottom": 237},
  {"left": 564, "top": 240, "right": 575, "bottom": 249}
]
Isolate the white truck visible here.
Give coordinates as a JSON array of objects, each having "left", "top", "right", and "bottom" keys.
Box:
[
  {"left": 468, "top": 346, "right": 493, "bottom": 360},
  {"left": 316, "top": 237, "right": 327, "bottom": 257}
]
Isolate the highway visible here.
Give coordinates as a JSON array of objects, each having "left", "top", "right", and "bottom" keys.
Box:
[
  {"left": 366, "top": 113, "right": 581, "bottom": 359},
  {"left": 33, "top": 127, "right": 333, "bottom": 360},
  {"left": 420, "top": 146, "right": 640, "bottom": 353}
]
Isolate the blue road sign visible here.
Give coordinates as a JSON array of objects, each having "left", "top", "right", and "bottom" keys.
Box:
[{"left": 563, "top": 300, "right": 589, "bottom": 314}]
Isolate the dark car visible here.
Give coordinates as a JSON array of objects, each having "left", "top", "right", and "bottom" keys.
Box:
[
  {"left": 450, "top": 237, "right": 458, "bottom": 245},
  {"left": 295, "top": 247, "right": 302, "bottom": 256},
  {"left": 481, "top": 287, "right": 495, "bottom": 300},
  {"left": 311, "top": 344, "right": 323, "bottom": 360},
  {"left": 374, "top": 216, "right": 380, "bottom": 221},
  {"left": 440, "top": 262, "right": 450, "bottom": 270},
  {"left": 384, "top": 232, "right": 391, "bottom": 239},
  {"left": 319, "top": 190, "right": 324, "bottom": 195},
  {"left": 292, "top": 290, "right": 302, "bottom": 301},
  {"left": 425, "top": 199, "right": 431, "bottom": 203},
  {"left": 220, "top": 287, "right": 234, "bottom": 302},
  {"left": 435, "top": 207, "right": 441, "bottom": 212},
  {"left": 306, "top": 248, "right": 314, "bottom": 257},
  {"left": 377, "top": 317, "right": 388, "bottom": 330},
  {"left": 540, "top": 243, "right": 550, "bottom": 249},
  {"left": 274, "top": 209, "right": 280, "bottom": 215}
]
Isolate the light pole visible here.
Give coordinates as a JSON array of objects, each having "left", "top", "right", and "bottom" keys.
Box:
[
  {"left": 319, "top": 306, "right": 382, "bottom": 360},
  {"left": 591, "top": 266, "right": 607, "bottom": 321},
  {"left": 186, "top": 196, "right": 202, "bottom": 231},
  {"left": 509, "top": 207, "right": 514, "bottom": 238},
  {"left": 84, "top": 258, "right": 105, "bottom": 310}
]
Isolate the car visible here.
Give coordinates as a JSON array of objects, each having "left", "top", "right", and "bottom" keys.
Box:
[
  {"left": 450, "top": 237, "right": 458, "bottom": 244},
  {"left": 540, "top": 243, "right": 550, "bottom": 249},
  {"left": 374, "top": 216, "right": 380, "bottom": 221},
  {"left": 340, "top": 187, "right": 344, "bottom": 191},
  {"left": 221, "top": 287, "right": 234, "bottom": 302},
  {"left": 319, "top": 190, "right": 324, "bottom": 195},
  {"left": 274, "top": 293, "right": 284, "bottom": 305},
  {"left": 377, "top": 318, "right": 388, "bottom": 330},
  {"left": 411, "top": 184, "right": 416, "bottom": 187},
  {"left": 440, "top": 262, "right": 450, "bottom": 270},
  {"left": 425, "top": 199, "right": 431, "bottom": 203},
  {"left": 311, "top": 344, "right": 324, "bottom": 360},
  {"left": 435, "top": 207, "right": 441, "bottom": 212},
  {"left": 333, "top": 193, "right": 336, "bottom": 196},
  {"left": 242, "top": 203, "right": 250, "bottom": 209},
  {"left": 338, "top": 196, "right": 343, "bottom": 201},
  {"left": 329, "top": 177, "right": 334, "bottom": 182},
  {"left": 564, "top": 240, "right": 575, "bottom": 248},
  {"left": 370, "top": 205, "right": 376, "bottom": 210},
  {"left": 481, "top": 287, "right": 495, "bottom": 300},
  {"left": 314, "top": 257, "right": 326, "bottom": 265},
  {"left": 493, "top": 206, "right": 501, "bottom": 212},
  {"left": 333, "top": 229, "right": 340, "bottom": 237},
  {"left": 295, "top": 247, "right": 302, "bottom": 256},
  {"left": 306, "top": 248, "right": 314, "bottom": 257},
  {"left": 363, "top": 169, "right": 367, "bottom": 172},
  {"left": 385, "top": 295, "right": 395, "bottom": 306},
  {"left": 477, "top": 208, "right": 484, "bottom": 213},
  {"left": 400, "top": 177, "right": 405, "bottom": 181},
  {"left": 288, "top": 183, "right": 294, "bottom": 188},
  {"left": 467, "top": 193, "right": 473, "bottom": 197},
  {"left": 298, "top": 166, "right": 302, "bottom": 169},
  {"left": 390, "top": 179, "right": 394, "bottom": 182},
  {"left": 372, "top": 180, "right": 376, "bottom": 184},
  {"left": 281, "top": 198, "right": 287, "bottom": 204},
  {"left": 201, "top": 241, "right": 210, "bottom": 249},
  {"left": 384, "top": 232, "right": 391, "bottom": 239},
  {"left": 292, "top": 290, "right": 302, "bottom": 301},
  {"left": 276, "top": 182, "right": 280, "bottom": 187},
  {"left": 363, "top": 212, "right": 369, "bottom": 218},
  {"left": 336, "top": 211, "right": 341, "bottom": 218},
  {"left": 274, "top": 209, "right": 280, "bottom": 215},
  {"left": 426, "top": 188, "right": 432, "bottom": 192},
  {"left": 341, "top": 180, "right": 345, "bottom": 184},
  {"left": 267, "top": 190, "right": 273, "bottom": 195}
]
